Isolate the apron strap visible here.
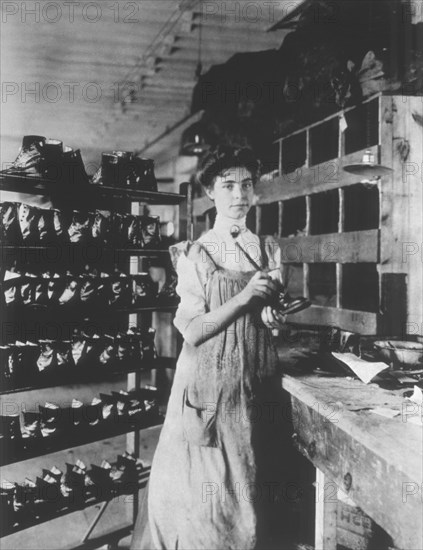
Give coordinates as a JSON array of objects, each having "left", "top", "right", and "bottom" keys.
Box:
[{"left": 195, "top": 241, "right": 220, "bottom": 271}]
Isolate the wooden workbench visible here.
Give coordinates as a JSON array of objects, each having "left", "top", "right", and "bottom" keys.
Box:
[{"left": 281, "top": 373, "right": 423, "bottom": 550}]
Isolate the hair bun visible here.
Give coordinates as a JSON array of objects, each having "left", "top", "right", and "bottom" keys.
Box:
[{"left": 197, "top": 146, "right": 261, "bottom": 188}]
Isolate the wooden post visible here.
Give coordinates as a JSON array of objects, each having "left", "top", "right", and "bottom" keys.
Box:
[
  {"left": 336, "top": 188, "right": 345, "bottom": 308},
  {"left": 179, "top": 181, "right": 193, "bottom": 240},
  {"left": 255, "top": 205, "right": 262, "bottom": 234},
  {"left": 305, "top": 128, "right": 310, "bottom": 168},
  {"left": 127, "top": 201, "right": 143, "bottom": 523},
  {"left": 304, "top": 196, "right": 311, "bottom": 298},
  {"left": 315, "top": 468, "right": 338, "bottom": 550},
  {"left": 278, "top": 201, "right": 283, "bottom": 237}
]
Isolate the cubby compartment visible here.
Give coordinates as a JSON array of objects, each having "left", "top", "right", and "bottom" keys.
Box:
[
  {"left": 308, "top": 263, "right": 337, "bottom": 307},
  {"left": 342, "top": 263, "right": 379, "bottom": 312},
  {"left": 262, "top": 141, "right": 280, "bottom": 175},
  {"left": 282, "top": 263, "right": 304, "bottom": 296},
  {"left": 343, "top": 184, "right": 379, "bottom": 232},
  {"left": 281, "top": 197, "right": 306, "bottom": 237},
  {"left": 281, "top": 131, "right": 307, "bottom": 175},
  {"left": 246, "top": 205, "right": 257, "bottom": 232},
  {"left": 310, "top": 118, "right": 338, "bottom": 166},
  {"left": 344, "top": 97, "right": 379, "bottom": 155},
  {"left": 310, "top": 190, "right": 339, "bottom": 235},
  {"left": 260, "top": 203, "right": 279, "bottom": 236}
]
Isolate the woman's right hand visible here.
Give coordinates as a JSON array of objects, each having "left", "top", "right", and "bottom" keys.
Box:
[{"left": 236, "top": 271, "right": 279, "bottom": 309}]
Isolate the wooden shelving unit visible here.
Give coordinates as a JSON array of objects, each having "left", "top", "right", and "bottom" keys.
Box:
[
  {"left": 190, "top": 93, "right": 422, "bottom": 336},
  {"left": 0, "top": 357, "right": 176, "bottom": 396},
  {"left": 0, "top": 176, "right": 184, "bottom": 545},
  {"left": 0, "top": 176, "right": 185, "bottom": 205},
  {"left": 1, "top": 466, "right": 151, "bottom": 539},
  {"left": 0, "top": 417, "right": 162, "bottom": 468}
]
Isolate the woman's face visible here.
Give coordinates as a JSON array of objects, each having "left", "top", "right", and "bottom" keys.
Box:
[{"left": 205, "top": 166, "right": 254, "bottom": 220}]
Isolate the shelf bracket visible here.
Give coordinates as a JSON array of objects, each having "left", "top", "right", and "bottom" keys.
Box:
[{"left": 80, "top": 500, "right": 111, "bottom": 544}]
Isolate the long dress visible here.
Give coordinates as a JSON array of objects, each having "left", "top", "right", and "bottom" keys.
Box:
[{"left": 147, "top": 226, "right": 287, "bottom": 550}]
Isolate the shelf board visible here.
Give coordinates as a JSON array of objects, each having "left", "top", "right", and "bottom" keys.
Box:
[
  {"left": 0, "top": 245, "right": 173, "bottom": 258},
  {"left": 0, "top": 468, "right": 151, "bottom": 538},
  {"left": 89, "top": 185, "right": 186, "bottom": 205},
  {"left": 277, "top": 229, "right": 379, "bottom": 263},
  {"left": 0, "top": 357, "right": 177, "bottom": 395},
  {"left": 287, "top": 305, "right": 378, "bottom": 334},
  {"left": 0, "top": 417, "right": 163, "bottom": 467},
  {"left": 0, "top": 175, "right": 186, "bottom": 205},
  {"left": 255, "top": 145, "right": 381, "bottom": 203},
  {"left": 1, "top": 303, "right": 179, "bottom": 317},
  {"left": 116, "top": 304, "right": 178, "bottom": 313}
]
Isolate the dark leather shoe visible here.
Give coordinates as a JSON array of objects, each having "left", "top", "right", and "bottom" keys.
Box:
[
  {"left": 67, "top": 211, "right": 93, "bottom": 243},
  {"left": 0, "top": 202, "right": 22, "bottom": 244},
  {"left": 39, "top": 402, "right": 62, "bottom": 438},
  {"left": 1, "top": 136, "right": 46, "bottom": 177},
  {"left": 140, "top": 215, "right": 161, "bottom": 248},
  {"left": 61, "top": 147, "right": 89, "bottom": 186},
  {"left": 2, "top": 270, "right": 23, "bottom": 307},
  {"left": 91, "top": 153, "right": 119, "bottom": 187},
  {"left": 35, "top": 475, "right": 62, "bottom": 513},
  {"left": 0, "top": 345, "right": 14, "bottom": 390},
  {"left": 91, "top": 211, "right": 110, "bottom": 244},
  {"left": 87, "top": 461, "right": 114, "bottom": 497},
  {"left": 42, "top": 139, "right": 63, "bottom": 180},
  {"left": 1, "top": 482, "right": 16, "bottom": 529},
  {"left": 36, "top": 341, "right": 58, "bottom": 373},
  {"left": 18, "top": 204, "right": 40, "bottom": 244},
  {"left": 14, "top": 479, "right": 37, "bottom": 522},
  {"left": 13, "top": 341, "right": 39, "bottom": 385},
  {"left": 38, "top": 208, "right": 56, "bottom": 243},
  {"left": 133, "top": 158, "right": 158, "bottom": 191},
  {"left": 113, "top": 151, "right": 135, "bottom": 188},
  {"left": 0, "top": 414, "right": 23, "bottom": 455},
  {"left": 22, "top": 412, "right": 42, "bottom": 449},
  {"left": 132, "top": 273, "right": 155, "bottom": 307}
]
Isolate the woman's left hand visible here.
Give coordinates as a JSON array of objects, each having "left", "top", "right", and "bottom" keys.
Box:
[{"left": 261, "top": 306, "right": 286, "bottom": 329}]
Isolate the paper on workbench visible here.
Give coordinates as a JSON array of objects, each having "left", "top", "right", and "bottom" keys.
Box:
[
  {"left": 369, "top": 407, "right": 401, "bottom": 418},
  {"left": 332, "top": 352, "right": 390, "bottom": 384},
  {"left": 407, "top": 385, "right": 423, "bottom": 405}
]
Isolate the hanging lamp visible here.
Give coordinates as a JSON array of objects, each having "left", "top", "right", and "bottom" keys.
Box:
[
  {"left": 343, "top": 150, "right": 393, "bottom": 182},
  {"left": 179, "top": 9, "right": 211, "bottom": 156},
  {"left": 180, "top": 121, "right": 211, "bottom": 156}
]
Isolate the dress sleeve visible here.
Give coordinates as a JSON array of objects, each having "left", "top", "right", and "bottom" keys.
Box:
[{"left": 170, "top": 242, "right": 208, "bottom": 337}]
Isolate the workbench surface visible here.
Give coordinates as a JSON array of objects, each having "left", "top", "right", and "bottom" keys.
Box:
[{"left": 281, "top": 372, "right": 423, "bottom": 550}]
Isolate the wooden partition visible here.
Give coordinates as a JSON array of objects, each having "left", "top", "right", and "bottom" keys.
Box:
[{"left": 190, "top": 94, "right": 423, "bottom": 336}]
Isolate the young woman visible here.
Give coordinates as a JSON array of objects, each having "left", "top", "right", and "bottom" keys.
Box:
[{"left": 143, "top": 147, "right": 288, "bottom": 550}]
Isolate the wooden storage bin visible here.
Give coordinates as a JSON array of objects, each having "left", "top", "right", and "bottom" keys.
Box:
[
  {"left": 254, "top": 94, "right": 422, "bottom": 337},
  {"left": 190, "top": 94, "right": 422, "bottom": 337}
]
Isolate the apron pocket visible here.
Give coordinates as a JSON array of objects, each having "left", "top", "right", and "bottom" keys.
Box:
[{"left": 182, "top": 388, "right": 218, "bottom": 448}]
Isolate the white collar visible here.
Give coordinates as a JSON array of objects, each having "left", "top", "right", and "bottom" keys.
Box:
[{"left": 213, "top": 214, "right": 247, "bottom": 237}]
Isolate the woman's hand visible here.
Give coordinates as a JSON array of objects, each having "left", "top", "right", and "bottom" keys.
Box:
[
  {"left": 261, "top": 306, "right": 287, "bottom": 329},
  {"left": 236, "top": 271, "right": 279, "bottom": 309}
]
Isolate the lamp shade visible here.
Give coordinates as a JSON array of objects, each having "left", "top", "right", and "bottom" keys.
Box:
[
  {"left": 343, "top": 150, "right": 393, "bottom": 180},
  {"left": 180, "top": 122, "right": 211, "bottom": 156}
]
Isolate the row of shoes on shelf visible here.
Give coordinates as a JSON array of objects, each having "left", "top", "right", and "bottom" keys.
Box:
[
  {"left": 0, "top": 327, "right": 157, "bottom": 389},
  {"left": 0, "top": 387, "right": 160, "bottom": 454},
  {"left": 2, "top": 266, "right": 177, "bottom": 309},
  {"left": 0, "top": 201, "right": 162, "bottom": 248},
  {"left": 0, "top": 135, "right": 158, "bottom": 191},
  {"left": 1, "top": 452, "right": 143, "bottom": 531}
]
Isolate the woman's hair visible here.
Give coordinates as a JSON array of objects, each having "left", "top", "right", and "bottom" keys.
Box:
[{"left": 196, "top": 145, "right": 261, "bottom": 189}]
